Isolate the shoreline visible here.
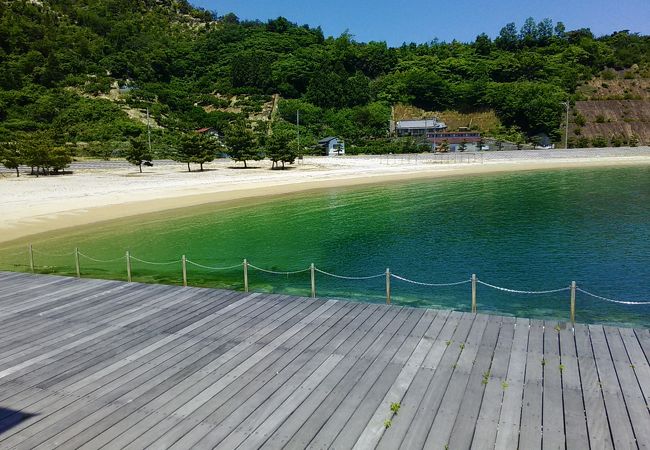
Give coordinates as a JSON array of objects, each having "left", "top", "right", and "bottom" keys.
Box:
[{"left": 2, "top": 155, "right": 650, "bottom": 245}]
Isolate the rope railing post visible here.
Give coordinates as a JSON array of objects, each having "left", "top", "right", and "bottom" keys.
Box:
[
  {"left": 310, "top": 263, "right": 316, "bottom": 298},
  {"left": 182, "top": 255, "right": 187, "bottom": 287},
  {"left": 570, "top": 281, "right": 576, "bottom": 323},
  {"left": 29, "top": 244, "right": 34, "bottom": 273},
  {"left": 243, "top": 258, "right": 249, "bottom": 292},
  {"left": 126, "top": 251, "right": 132, "bottom": 282},
  {"left": 386, "top": 268, "right": 391, "bottom": 305},
  {"left": 75, "top": 247, "right": 80, "bottom": 278},
  {"left": 471, "top": 274, "right": 477, "bottom": 313}
]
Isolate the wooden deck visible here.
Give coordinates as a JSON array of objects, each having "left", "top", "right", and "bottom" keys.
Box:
[{"left": 0, "top": 272, "right": 649, "bottom": 449}]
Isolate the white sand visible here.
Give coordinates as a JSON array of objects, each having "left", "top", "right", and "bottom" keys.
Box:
[{"left": 1, "top": 150, "right": 649, "bottom": 244}]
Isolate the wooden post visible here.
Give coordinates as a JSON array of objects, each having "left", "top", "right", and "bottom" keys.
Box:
[
  {"left": 570, "top": 281, "right": 576, "bottom": 324},
  {"left": 243, "top": 259, "right": 249, "bottom": 292},
  {"left": 471, "top": 274, "right": 477, "bottom": 313},
  {"left": 310, "top": 263, "right": 316, "bottom": 298},
  {"left": 126, "top": 251, "right": 132, "bottom": 282},
  {"left": 28, "top": 244, "right": 34, "bottom": 273},
  {"left": 75, "top": 247, "right": 80, "bottom": 278},
  {"left": 182, "top": 255, "right": 187, "bottom": 287},
  {"left": 386, "top": 268, "right": 391, "bottom": 305}
]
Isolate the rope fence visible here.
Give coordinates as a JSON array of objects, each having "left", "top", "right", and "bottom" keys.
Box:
[
  {"left": 185, "top": 260, "right": 243, "bottom": 271},
  {"left": 476, "top": 279, "right": 571, "bottom": 295},
  {"left": 2, "top": 244, "right": 649, "bottom": 323}
]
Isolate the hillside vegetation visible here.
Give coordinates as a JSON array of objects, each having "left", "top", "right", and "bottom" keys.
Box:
[
  {"left": 1, "top": 0, "right": 649, "bottom": 157},
  {"left": 569, "top": 68, "right": 650, "bottom": 145}
]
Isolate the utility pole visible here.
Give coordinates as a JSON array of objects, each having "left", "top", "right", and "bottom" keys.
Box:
[
  {"left": 297, "top": 109, "right": 300, "bottom": 159},
  {"left": 561, "top": 101, "right": 569, "bottom": 149},
  {"left": 146, "top": 107, "right": 152, "bottom": 153}
]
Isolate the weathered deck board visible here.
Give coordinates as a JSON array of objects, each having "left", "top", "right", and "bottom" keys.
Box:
[{"left": 0, "top": 272, "right": 647, "bottom": 449}]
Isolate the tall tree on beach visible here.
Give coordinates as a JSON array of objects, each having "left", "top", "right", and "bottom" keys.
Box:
[
  {"left": 19, "top": 132, "right": 52, "bottom": 176},
  {"left": 126, "top": 136, "right": 152, "bottom": 173},
  {"left": 224, "top": 123, "right": 262, "bottom": 168},
  {"left": 0, "top": 141, "right": 21, "bottom": 177},
  {"left": 175, "top": 133, "right": 219, "bottom": 172},
  {"left": 266, "top": 129, "right": 297, "bottom": 169}
]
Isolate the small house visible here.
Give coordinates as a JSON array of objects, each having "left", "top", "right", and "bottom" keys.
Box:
[
  {"left": 395, "top": 118, "right": 447, "bottom": 137},
  {"left": 532, "top": 133, "right": 554, "bottom": 149},
  {"left": 318, "top": 137, "right": 345, "bottom": 156}
]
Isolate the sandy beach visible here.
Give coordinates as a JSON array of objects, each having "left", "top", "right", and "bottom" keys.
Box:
[{"left": 1, "top": 148, "right": 649, "bottom": 245}]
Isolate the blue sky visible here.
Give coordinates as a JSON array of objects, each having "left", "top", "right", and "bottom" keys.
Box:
[{"left": 191, "top": 0, "right": 649, "bottom": 46}]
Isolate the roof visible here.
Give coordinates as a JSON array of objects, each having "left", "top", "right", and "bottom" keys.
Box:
[
  {"left": 318, "top": 136, "right": 338, "bottom": 144},
  {"left": 396, "top": 119, "right": 446, "bottom": 129},
  {"left": 196, "top": 127, "right": 216, "bottom": 133}
]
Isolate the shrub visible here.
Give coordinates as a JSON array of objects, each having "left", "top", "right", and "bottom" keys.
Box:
[
  {"left": 601, "top": 69, "right": 617, "bottom": 80},
  {"left": 591, "top": 136, "right": 608, "bottom": 147}
]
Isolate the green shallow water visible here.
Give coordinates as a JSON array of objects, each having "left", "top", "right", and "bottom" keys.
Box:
[{"left": 2, "top": 165, "right": 650, "bottom": 327}]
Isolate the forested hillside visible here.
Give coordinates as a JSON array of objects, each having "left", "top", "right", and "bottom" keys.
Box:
[{"left": 1, "top": 0, "right": 649, "bottom": 157}]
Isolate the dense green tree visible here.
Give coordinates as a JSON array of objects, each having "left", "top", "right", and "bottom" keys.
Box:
[
  {"left": 496, "top": 23, "right": 519, "bottom": 50},
  {"left": 474, "top": 33, "right": 492, "bottom": 56},
  {"left": 47, "top": 147, "right": 73, "bottom": 174},
  {"left": 0, "top": 142, "right": 21, "bottom": 177},
  {"left": 175, "top": 133, "right": 219, "bottom": 172},
  {"left": 223, "top": 123, "right": 261, "bottom": 168},
  {"left": 19, "top": 132, "right": 52, "bottom": 176},
  {"left": 126, "top": 136, "right": 152, "bottom": 173},
  {"left": 0, "top": 1, "right": 648, "bottom": 152},
  {"left": 266, "top": 129, "right": 297, "bottom": 168}
]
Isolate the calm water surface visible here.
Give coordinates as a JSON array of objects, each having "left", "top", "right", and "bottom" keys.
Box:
[{"left": 2, "top": 166, "right": 649, "bottom": 327}]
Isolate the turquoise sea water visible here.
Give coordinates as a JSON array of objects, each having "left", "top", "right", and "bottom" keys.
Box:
[{"left": 2, "top": 166, "right": 650, "bottom": 327}]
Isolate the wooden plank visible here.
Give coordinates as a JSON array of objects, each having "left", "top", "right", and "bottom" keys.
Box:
[
  {"left": 493, "top": 317, "right": 529, "bottom": 449},
  {"left": 177, "top": 306, "right": 403, "bottom": 450},
  {"left": 84, "top": 300, "right": 342, "bottom": 449},
  {"left": 396, "top": 313, "right": 476, "bottom": 450},
  {"left": 541, "top": 321, "right": 566, "bottom": 449},
  {"left": 589, "top": 324, "right": 637, "bottom": 450},
  {"left": 0, "top": 274, "right": 648, "bottom": 450},
  {"left": 347, "top": 310, "right": 448, "bottom": 450},
  {"left": 423, "top": 313, "right": 493, "bottom": 449},
  {"left": 573, "top": 323, "right": 613, "bottom": 449},
  {"left": 447, "top": 315, "right": 505, "bottom": 450},
  {"left": 309, "top": 310, "right": 426, "bottom": 449},
  {"left": 76, "top": 302, "right": 361, "bottom": 450},
  {"left": 518, "top": 319, "right": 544, "bottom": 450},
  {"left": 558, "top": 323, "right": 589, "bottom": 450},
  {"left": 603, "top": 326, "right": 650, "bottom": 448},
  {"left": 620, "top": 327, "right": 650, "bottom": 408},
  {"left": 375, "top": 311, "right": 461, "bottom": 450},
  {"left": 0, "top": 294, "right": 298, "bottom": 448},
  {"left": 468, "top": 316, "right": 514, "bottom": 450},
  {"left": 0, "top": 288, "right": 244, "bottom": 386}
]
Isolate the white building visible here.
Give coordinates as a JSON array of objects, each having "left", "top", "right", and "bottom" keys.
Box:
[{"left": 318, "top": 137, "right": 345, "bottom": 156}]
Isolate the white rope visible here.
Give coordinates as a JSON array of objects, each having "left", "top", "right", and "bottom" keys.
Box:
[
  {"left": 391, "top": 274, "right": 471, "bottom": 287},
  {"left": 576, "top": 287, "right": 650, "bottom": 305},
  {"left": 130, "top": 256, "right": 182, "bottom": 266},
  {"left": 186, "top": 260, "right": 243, "bottom": 271},
  {"left": 31, "top": 249, "right": 76, "bottom": 257},
  {"left": 248, "top": 264, "right": 310, "bottom": 275},
  {"left": 78, "top": 253, "right": 126, "bottom": 263},
  {"left": 315, "top": 268, "right": 385, "bottom": 280},
  {"left": 477, "top": 280, "right": 570, "bottom": 295}
]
